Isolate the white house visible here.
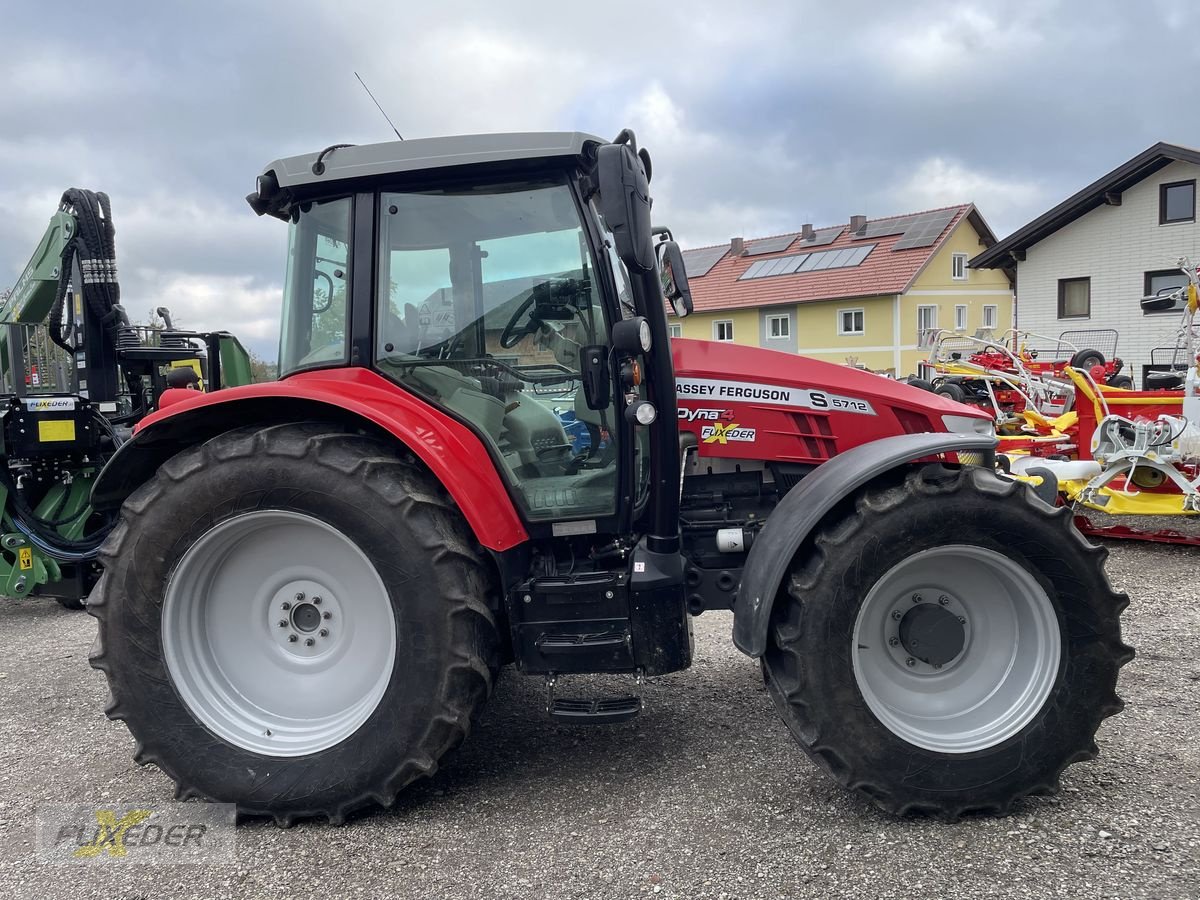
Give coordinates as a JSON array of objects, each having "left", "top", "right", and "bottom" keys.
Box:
[{"left": 971, "top": 143, "right": 1200, "bottom": 385}]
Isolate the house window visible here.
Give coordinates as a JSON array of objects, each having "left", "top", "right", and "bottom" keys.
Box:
[
  {"left": 766, "top": 313, "right": 790, "bottom": 339},
  {"left": 916, "top": 304, "right": 938, "bottom": 339},
  {"left": 1144, "top": 269, "right": 1190, "bottom": 314},
  {"left": 837, "top": 308, "right": 865, "bottom": 336},
  {"left": 982, "top": 304, "right": 998, "bottom": 329},
  {"left": 951, "top": 253, "right": 968, "bottom": 281},
  {"left": 713, "top": 320, "right": 734, "bottom": 342},
  {"left": 1159, "top": 180, "right": 1195, "bottom": 225},
  {"left": 955, "top": 304, "right": 968, "bottom": 331},
  {"left": 668, "top": 323, "right": 683, "bottom": 338},
  {"left": 1058, "top": 277, "right": 1091, "bottom": 318}
]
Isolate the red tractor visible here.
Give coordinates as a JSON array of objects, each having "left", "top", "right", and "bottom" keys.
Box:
[{"left": 88, "top": 130, "right": 1131, "bottom": 825}]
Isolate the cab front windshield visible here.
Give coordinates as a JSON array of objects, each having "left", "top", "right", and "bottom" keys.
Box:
[{"left": 374, "top": 175, "right": 621, "bottom": 523}]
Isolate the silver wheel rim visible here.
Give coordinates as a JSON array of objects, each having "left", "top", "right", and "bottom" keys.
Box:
[
  {"left": 851, "top": 544, "right": 1060, "bottom": 753},
  {"left": 162, "top": 510, "right": 396, "bottom": 757}
]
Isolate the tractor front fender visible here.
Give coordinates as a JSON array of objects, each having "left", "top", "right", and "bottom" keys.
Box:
[
  {"left": 91, "top": 369, "right": 529, "bottom": 551},
  {"left": 732, "top": 431, "right": 998, "bottom": 658}
]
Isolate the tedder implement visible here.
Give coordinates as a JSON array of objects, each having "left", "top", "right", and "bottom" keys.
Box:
[
  {"left": 88, "top": 131, "right": 1132, "bottom": 824},
  {"left": 0, "top": 189, "right": 250, "bottom": 606}
]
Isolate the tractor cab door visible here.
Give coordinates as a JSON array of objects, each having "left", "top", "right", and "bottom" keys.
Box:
[{"left": 373, "top": 175, "right": 628, "bottom": 528}]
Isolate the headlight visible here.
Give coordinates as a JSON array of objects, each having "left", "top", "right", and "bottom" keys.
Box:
[
  {"left": 626, "top": 400, "right": 657, "bottom": 426},
  {"left": 638, "top": 318, "right": 652, "bottom": 352},
  {"left": 941, "top": 414, "right": 995, "bottom": 437},
  {"left": 611, "top": 317, "right": 652, "bottom": 354}
]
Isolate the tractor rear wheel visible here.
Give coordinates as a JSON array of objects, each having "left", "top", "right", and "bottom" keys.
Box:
[
  {"left": 763, "top": 464, "right": 1132, "bottom": 818},
  {"left": 89, "top": 423, "right": 499, "bottom": 825}
]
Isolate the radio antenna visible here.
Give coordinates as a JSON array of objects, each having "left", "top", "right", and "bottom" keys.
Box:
[{"left": 354, "top": 71, "right": 403, "bottom": 141}]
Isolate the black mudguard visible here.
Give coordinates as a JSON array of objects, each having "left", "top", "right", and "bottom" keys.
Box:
[{"left": 732, "top": 431, "right": 998, "bottom": 657}]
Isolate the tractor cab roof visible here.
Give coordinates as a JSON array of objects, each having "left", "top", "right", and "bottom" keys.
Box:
[
  {"left": 250, "top": 132, "right": 606, "bottom": 218},
  {"left": 265, "top": 131, "right": 606, "bottom": 188}
]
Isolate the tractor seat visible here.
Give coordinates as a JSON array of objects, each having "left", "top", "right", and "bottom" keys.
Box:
[{"left": 1144, "top": 370, "right": 1185, "bottom": 391}]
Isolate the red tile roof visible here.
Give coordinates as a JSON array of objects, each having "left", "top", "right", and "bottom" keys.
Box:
[{"left": 682, "top": 204, "right": 978, "bottom": 313}]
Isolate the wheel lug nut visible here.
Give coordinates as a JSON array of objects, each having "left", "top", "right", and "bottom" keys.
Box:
[
  {"left": 313, "top": 596, "right": 322, "bottom": 605},
  {"left": 891, "top": 611, "right": 902, "bottom": 621},
  {"left": 278, "top": 620, "right": 288, "bottom": 628},
  {"left": 319, "top": 629, "right": 329, "bottom": 638},
  {"left": 323, "top": 611, "right": 332, "bottom": 620},
  {"left": 281, "top": 601, "right": 292, "bottom": 611},
  {"left": 911, "top": 593, "right": 922, "bottom": 603},
  {"left": 304, "top": 638, "right": 315, "bottom": 647},
  {"left": 905, "top": 657, "right": 916, "bottom": 667},
  {"left": 888, "top": 637, "right": 899, "bottom": 647},
  {"left": 934, "top": 663, "right": 943, "bottom": 670},
  {"left": 939, "top": 595, "right": 950, "bottom": 605},
  {"left": 287, "top": 634, "right": 298, "bottom": 643},
  {"left": 957, "top": 616, "right": 966, "bottom": 624},
  {"left": 295, "top": 592, "right": 305, "bottom": 602}
]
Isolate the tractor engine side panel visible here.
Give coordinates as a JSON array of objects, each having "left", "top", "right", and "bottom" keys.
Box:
[{"left": 671, "top": 339, "right": 983, "bottom": 465}]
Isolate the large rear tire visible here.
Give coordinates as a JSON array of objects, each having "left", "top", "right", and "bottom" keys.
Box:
[
  {"left": 89, "top": 423, "right": 499, "bottom": 825},
  {"left": 763, "top": 464, "right": 1132, "bottom": 818}
]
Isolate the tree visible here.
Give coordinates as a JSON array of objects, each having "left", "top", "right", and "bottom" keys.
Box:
[{"left": 248, "top": 351, "right": 278, "bottom": 383}]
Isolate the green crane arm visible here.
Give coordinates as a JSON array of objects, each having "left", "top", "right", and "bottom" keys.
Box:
[{"left": 1, "top": 210, "right": 77, "bottom": 325}]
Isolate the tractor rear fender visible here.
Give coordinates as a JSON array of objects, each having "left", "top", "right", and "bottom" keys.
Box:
[
  {"left": 732, "top": 431, "right": 999, "bottom": 658},
  {"left": 90, "top": 368, "right": 529, "bottom": 552}
]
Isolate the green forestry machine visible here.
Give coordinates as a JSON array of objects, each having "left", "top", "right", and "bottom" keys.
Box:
[{"left": 0, "top": 189, "right": 251, "bottom": 606}]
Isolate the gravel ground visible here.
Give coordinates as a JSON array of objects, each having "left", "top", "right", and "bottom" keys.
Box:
[{"left": 0, "top": 539, "right": 1196, "bottom": 899}]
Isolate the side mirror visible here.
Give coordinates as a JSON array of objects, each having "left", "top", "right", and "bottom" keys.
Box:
[
  {"left": 656, "top": 240, "right": 693, "bottom": 318},
  {"left": 596, "top": 136, "right": 655, "bottom": 274}
]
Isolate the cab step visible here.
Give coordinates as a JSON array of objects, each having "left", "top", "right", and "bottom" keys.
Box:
[{"left": 545, "top": 672, "right": 643, "bottom": 725}]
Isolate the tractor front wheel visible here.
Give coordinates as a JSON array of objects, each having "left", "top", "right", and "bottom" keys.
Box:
[
  {"left": 89, "top": 423, "right": 499, "bottom": 825},
  {"left": 763, "top": 464, "right": 1132, "bottom": 818}
]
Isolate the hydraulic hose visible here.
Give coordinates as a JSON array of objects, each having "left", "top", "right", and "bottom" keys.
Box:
[
  {"left": 0, "top": 466, "right": 114, "bottom": 558},
  {"left": 5, "top": 512, "right": 106, "bottom": 563},
  {"left": 47, "top": 189, "right": 124, "bottom": 354}
]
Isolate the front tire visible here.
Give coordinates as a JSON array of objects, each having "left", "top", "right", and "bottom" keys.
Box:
[
  {"left": 763, "top": 464, "right": 1132, "bottom": 818},
  {"left": 89, "top": 423, "right": 499, "bottom": 825}
]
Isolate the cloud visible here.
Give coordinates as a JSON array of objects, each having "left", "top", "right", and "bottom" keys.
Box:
[
  {"left": 3, "top": 0, "right": 1200, "bottom": 362},
  {"left": 892, "top": 157, "right": 1048, "bottom": 235},
  {"left": 133, "top": 271, "right": 282, "bottom": 358}
]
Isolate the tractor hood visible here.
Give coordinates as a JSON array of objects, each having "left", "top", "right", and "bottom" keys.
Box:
[{"left": 671, "top": 339, "right": 992, "bottom": 464}]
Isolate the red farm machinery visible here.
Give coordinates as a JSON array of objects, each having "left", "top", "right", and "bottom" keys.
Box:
[{"left": 87, "top": 131, "right": 1132, "bottom": 825}]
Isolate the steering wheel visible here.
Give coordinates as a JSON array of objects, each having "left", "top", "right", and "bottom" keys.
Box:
[{"left": 499, "top": 294, "right": 539, "bottom": 348}]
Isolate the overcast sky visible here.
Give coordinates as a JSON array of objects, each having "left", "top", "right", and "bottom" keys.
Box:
[{"left": 2, "top": 0, "right": 1197, "bottom": 358}]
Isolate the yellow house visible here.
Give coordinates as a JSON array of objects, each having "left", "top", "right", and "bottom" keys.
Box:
[{"left": 674, "top": 205, "right": 1014, "bottom": 377}]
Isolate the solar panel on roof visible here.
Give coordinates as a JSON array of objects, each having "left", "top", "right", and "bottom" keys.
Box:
[
  {"left": 681, "top": 246, "right": 727, "bottom": 277},
  {"left": 846, "top": 245, "right": 874, "bottom": 266},
  {"left": 744, "top": 233, "right": 799, "bottom": 256},
  {"left": 778, "top": 256, "right": 805, "bottom": 275},
  {"left": 891, "top": 209, "right": 957, "bottom": 250},
  {"left": 735, "top": 243, "right": 877, "bottom": 280},
  {"left": 856, "top": 215, "right": 916, "bottom": 239},
  {"left": 800, "top": 226, "right": 844, "bottom": 247}
]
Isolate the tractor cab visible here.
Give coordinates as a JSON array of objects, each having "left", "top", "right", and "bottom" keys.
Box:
[{"left": 254, "top": 133, "right": 689, "bottom": 544}]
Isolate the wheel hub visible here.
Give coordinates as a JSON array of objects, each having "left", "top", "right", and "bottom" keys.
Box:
[
  {"left": 887, "top": 593, "right": 970, "bottom": 672},
  {"left": 270, "top": 582, "right": 342, "bottom": 658}
]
